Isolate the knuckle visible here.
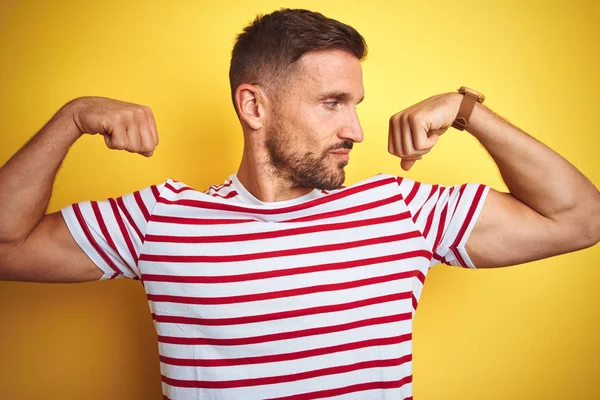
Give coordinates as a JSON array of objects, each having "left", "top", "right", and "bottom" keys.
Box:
[
  {"left": 134, "top": 107, "right": 146, "bottom": 119},
  {"left": 126, "top": 143, "right": 141, "bottom": 153},
  {"left": 143, "top": 105, "right": 154, "bottom": 115},
  {"left": 112, "top": 134, "right": 128, "bottom": 149},
  {"left": 125, "top": 109, "right": 136, "bottom": 120},
  {"left": 119, "top": 109, "right": 134, "bottom": 122},
  {"left": 390, "top": 114, "right": 402, "bottom": 127},
  {"left": 140, "top": 143, "right": 154, "bottom": 153},
  {"left": 407, "top": 113, "right": 420, "bottom": 125}
]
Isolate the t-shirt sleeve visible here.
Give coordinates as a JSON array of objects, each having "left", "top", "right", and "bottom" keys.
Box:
[
  {"left": 397, "top": 176, "right": 491, "bottom": 269},
  {"left": 59, "top": 181, "right": 168, "bottom": 280}
]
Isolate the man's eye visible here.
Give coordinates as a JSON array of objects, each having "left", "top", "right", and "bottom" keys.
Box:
[{"left": 324, "top": 101, "right": 339, "bottom": 109}]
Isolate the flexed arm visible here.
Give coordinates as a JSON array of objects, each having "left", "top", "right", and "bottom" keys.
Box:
[
  {"left": 0, "top": 97, "right": 159, "bottom": 282},
  {"left": 388, "top": 91, "right": 600, "bottom": 268}
]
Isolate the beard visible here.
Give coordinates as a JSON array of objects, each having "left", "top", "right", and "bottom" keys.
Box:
[{"left": 265, "top": 114, "right": 353, "bottom": 191}]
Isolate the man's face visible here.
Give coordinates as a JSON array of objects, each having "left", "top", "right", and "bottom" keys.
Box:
[{"left": 264, "top": 49, "right": 365, "bottom": 190}]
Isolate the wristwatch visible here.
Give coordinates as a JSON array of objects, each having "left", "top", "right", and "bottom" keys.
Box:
[{"left": 452, "top": 86, "right": 485, "bottom": 131}]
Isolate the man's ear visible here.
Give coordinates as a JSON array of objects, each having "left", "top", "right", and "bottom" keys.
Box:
[{"left": 235, "top": 84, "right": 266, "bottom": 130}]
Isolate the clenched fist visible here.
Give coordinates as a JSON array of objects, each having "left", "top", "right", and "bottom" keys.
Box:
[
  {"left": 388, "top": 92, "right": 463, "bottom": 171},
  {"left": 63, "top": 96, "right": 159, "bottom": 157}
]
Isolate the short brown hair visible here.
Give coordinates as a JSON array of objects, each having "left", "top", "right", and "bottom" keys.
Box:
[{"left": 229, "top": 8, "right": 368, "bottom": 112}]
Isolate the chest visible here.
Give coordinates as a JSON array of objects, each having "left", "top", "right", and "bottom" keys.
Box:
[{"left": 140, "top": 191, "right": 429, "bottom": 338}]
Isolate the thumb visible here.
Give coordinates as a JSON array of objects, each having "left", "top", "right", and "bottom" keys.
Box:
[
  {"left": 423, "top": 132, "right": 442, "bottom": 148},
  {"left": 401, "top": 159, "right": 416, "bottom": 171}
]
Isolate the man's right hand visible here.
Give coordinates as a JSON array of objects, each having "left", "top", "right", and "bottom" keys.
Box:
[{"left": 65, "top": 96, "right": 159, "bottom": 157}]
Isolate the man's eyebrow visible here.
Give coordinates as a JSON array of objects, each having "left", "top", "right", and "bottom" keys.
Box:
[{"left": 319, "top": 91, "right": 365, "bottom": 104}]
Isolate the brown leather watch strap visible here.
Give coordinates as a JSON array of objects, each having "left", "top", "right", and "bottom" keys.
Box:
[{"left": 452, "top": 87, "right": 484, "bottom": 131}]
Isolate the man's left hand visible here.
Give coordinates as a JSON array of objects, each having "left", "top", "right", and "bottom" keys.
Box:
[{"left": 388, "top": 92, "right": 462, "bottom": 171}]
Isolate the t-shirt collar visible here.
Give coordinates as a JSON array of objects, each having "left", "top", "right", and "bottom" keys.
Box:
[{"left": 230, "top": 174, "right": 322, "bottom": 206}]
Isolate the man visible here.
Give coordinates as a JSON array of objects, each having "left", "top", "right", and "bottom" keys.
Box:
[{"left": 0, "top": 7, "right": 598, "bottom": 400}]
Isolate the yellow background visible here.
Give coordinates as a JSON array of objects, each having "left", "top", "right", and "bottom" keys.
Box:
[{"left": 1, "top": 0, "right": 599, "bottom": 399}]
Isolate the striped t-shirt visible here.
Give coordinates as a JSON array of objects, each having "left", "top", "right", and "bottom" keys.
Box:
[{"left": 60, "top": 173, "right": 490, "bottom": 400}]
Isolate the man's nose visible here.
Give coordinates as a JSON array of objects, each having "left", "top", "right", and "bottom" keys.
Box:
[{"left": 339, "top": 110, "right": 364, "bottom": 143}]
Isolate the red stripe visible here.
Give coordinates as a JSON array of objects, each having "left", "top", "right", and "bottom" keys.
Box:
[
  {"left": 441, "top": 184, "right": 467, "bottom": 267},
  {"left": 451, "top": 247, "right": 466, "bottom": 268},
  {"left": 145, "top": 212, "right": 411, "bottom": 244},
  {"left": 150, "top": 194, "right": 402, "bottom": 224},
  {"left": 90, "top": 202, "right": 126, "bottom": 275},
  {"left": 157, "top": 312, "right": 412, "bottom": 346},
  {"left": 423, "top": 186, "right": 446, "bottom": 238},
  {"left": 140, "top": 231, "right": 423, "bottom": 263},
  {"left": 412, "top": 184, "right": 438, "bottom": 223},
  {"left": 404, "top": 181, "right": 420, "bottom": 206},
  {"left": 116, "top": 197, "right": 143, "bottom": 241},
  {"left": 432, "top": 252, "right": 451, "bottom": 266},
  {"left": 450, "top": 185, "right": 485, "bottom": 267},
  {"left": 72, "top": 204, "right": 120, "bottom": 276},
  {"left": 160, "top": 176, "right": 396, "bottom": 215},
  {"left": 161, "top": 355, "right": 411, "bottom": 389},
  {"left": 151, "top": 185, "right": 161, "bottom": 202},
  {"left": 152, "top": 292, "right": 411, "bottom": 326},
  {"left": 449, "top": 184, "right": 467, "bottom": 222},
  {"left": 209, "top": 180, "right": 233, "bottom": 192},
  {"left": 453, "top": 185, "right": 485, "bottom": 247},
  {"left": 283, "top": 193, "right": 404, "bottom": 223},
  {"left": 147, "top": 270, "right": 418, "bottom": 305},
  {"left": 412, "top": 294, "right": 418, "bottom": 310},
  {"left": 160, "top": 334, "right": 411, "bottom": 367},
  {"left": 168, "top": 184, "right": 195, "bottom": 194},
  {"left": 211, "top": 190, "right": 238, "bottom": 199},
  {"left": 414, "top": 270, "right": 425, "bottom": 284},
  {"left": 134, "top": 190, "right": 150, "bottom": 222},
  {"left": 149, "top": 215, "right": 256, "bottom": 225},
  {"left": 433, "top": 188, "right": 453, "bottom": 252},
  {"left": 108, "top": 198, "right": 138, "bottom": 265},
  {"left": 267, "top": 375, "right": 413, "bottom": 400},
  {"left": 422, "top": 204, "right": 436, "bottom": 237},
  {"left": 142, "top": 250, "right": 430, "bottom": 284}
]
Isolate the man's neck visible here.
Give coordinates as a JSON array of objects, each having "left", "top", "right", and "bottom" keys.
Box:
[{"left": 236, "top": 150, "right": 314, "bottom": 203}]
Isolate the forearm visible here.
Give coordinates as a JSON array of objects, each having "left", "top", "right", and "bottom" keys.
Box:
[
  {"left": 0, "top": 103, "right": 81, "bottom": 245},
  {"left": 464, "top": 94, "right": 600, "bottom": 231}
]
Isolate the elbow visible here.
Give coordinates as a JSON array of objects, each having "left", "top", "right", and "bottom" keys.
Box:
[
  {"left": 564, "top": 194, "right": 600, "bottom": 250},
  {"left": 577, "top": 210, "right": 600, "bottom": 250},
  {"left": 585, "top": 217, "right": 600, "bottom": 248}
]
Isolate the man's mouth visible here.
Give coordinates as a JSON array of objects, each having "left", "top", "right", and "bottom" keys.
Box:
[{"left": 330, "top": 150, "right": 350, "bottom": 161}]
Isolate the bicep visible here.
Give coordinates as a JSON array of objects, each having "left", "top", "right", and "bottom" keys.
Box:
[
  {"left": 466, "top": 189, "right": 581, "bottom": 268},
  {"left": 0, "top": 212, "right": 103, "bottom": 283}
]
